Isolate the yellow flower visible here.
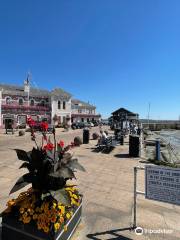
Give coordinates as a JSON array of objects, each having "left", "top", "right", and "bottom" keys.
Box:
[
  {"left": 64, "top": 225, "right": 68, "bottom": 232},
  {"left": 19, "top": 207, "right": 25, "bottom": 214},
  {"left": 66, "top": 213, "right": 71, "bottom": 219},
  {"left": 23, "top": 212, "right": 28, "bottom": 218},
  {"left": 37, "top": 223, "right": 42, "bottom": 230},
  {"left": 44, "top": 226, "right": 49, "bottom": 233},
  {"left": 33, "top": 214, "right": 38, "bottom": 220},
  {"left": 72, "top": 194, "right": 78, "bottom": 200},
  {"left": 69, "top": 191, "right": 73, "bottom": 197},
  {"left": 54, "top": 222, "right": 60, "bottom": 231},
  {"left": 7, "top": 199, "right": 16, "bottom": 207},
  {"left": 23, "top": 216, "right": 31, "bottom": 224},
  {"left": 53, "top": 202, "right": 57, "bottom": 209},
  {"left": 71, "top": 198, "right": 80, "bottom": 206},
  {"left": 27, "top": 208, "right": 34, "bottom": 215},
  {"left": 41, "top": 205, "right": 44, "bottom": 211},
  {"left": 58, "top": 205, "right": 65, "bottom": 215}
]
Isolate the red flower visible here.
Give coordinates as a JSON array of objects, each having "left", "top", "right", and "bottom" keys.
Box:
[
  {"left": 41, "top": 122, "right": 48, "bottom": 131},
  {"left": 43, "top": 142, "right": 54, "bottom": 151},
  {"left": 58, "top": 140, "right": 64, "bottom": 148},
  {"left": 27, "top": 117, "right": 35, "bottom": 127}
]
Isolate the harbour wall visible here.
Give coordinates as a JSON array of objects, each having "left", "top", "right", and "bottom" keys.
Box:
[{"left": 142, "top": 122, "right": 180, "bottom": 131}]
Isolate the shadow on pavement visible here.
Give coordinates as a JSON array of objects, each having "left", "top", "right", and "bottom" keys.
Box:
[
  {"left": 114, "top": 154, "right": 130, "bottom": 158},
  {"left": 86, "top": 227, "right": 133, "bottom": 240}
]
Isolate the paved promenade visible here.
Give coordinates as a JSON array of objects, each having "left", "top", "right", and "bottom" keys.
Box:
[{"left": 0, "top": 127, "right": 180, "bottom": 239}]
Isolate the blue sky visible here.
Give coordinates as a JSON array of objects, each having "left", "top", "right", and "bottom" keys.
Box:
[{"left": 0, "top": 0, "right": 180, "bottom": 119}]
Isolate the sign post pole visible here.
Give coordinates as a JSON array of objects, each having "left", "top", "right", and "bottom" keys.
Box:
[
  {"left": 133, "top": 167, "right": 137, "bottom": 229},
  {"left": 155, "top": 140, "right": 160, "bottom": 161}
]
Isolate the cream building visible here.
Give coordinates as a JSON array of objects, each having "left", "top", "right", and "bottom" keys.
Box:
[{"left": 71, "top": 99, "right": 101, "bottom": 123}]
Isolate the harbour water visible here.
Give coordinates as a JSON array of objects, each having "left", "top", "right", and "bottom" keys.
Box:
[
  {"left": 159, "top": 130, "right": 180, "bottom": 151},
  {"left": 157, "top": 130, "right": 180, "bottom": 163}
]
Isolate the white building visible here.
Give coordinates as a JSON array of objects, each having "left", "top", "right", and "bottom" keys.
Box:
[
  {"left": 51, "top": 88, "right": 72, "bottom": 125},
  {"left": 71, "top": 99, "right": 101, "bottom": 123},
  {"left": 0, "top": 81, "right": 72, "bottom": 128}
]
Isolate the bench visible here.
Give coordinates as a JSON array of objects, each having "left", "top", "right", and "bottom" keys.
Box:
[{"left": 97, "top": 136, "right": 116, "bottom": 153}]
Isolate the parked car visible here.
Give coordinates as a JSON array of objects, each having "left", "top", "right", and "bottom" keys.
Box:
[
  {"left": 92, "top": 121, "right": 99, "bottom": 127},
  {"left": 84, "top": 122, "right": 91, "bottom": 128},
  {"left": 71, "top": 123, "right": 77, "bottom": 130},
  {"left": 89, "top": 122, "right": 94, "bottom": 127},
  {"left": 71, "top": 122, "right": 85, "bottom": 129},
  {"left": 77, "top": 122, "right": 85, "bottom": 129}
]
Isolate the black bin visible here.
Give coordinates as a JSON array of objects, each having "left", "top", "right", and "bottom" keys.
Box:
[
  {"left": 129, "top": 135, "right": 140, "bottom": 157},
  {"left": 120, "top": 135, "right": 124, "bottom": 145},
  {"left": 83, "top": 129, "right": 89, "bottom": 144}
]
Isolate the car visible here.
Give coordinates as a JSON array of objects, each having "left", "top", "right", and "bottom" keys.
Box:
[
  {"left": 89, "top": 122, "right": 94, "bottom": 127},
  {"left": 92, "top": 121, "right": 99, "bottom": 127},
  {"left": 71, "top": 122, "right": 85, "bottom": 129},
  {"left": 84, "top": 122, "right": 91, "bottom": 128},
  {"left": 77, "top": 122, "right": 85, "bottom": 129},
  {"left": 71, "top": 123, "right": 78, "bottom": 129}
]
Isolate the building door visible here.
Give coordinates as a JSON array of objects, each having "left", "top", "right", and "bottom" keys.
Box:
[
  {"left": 63, "top": 116, "right": 66, "bottom": 124},
  {"left": 4, "top": 119, "right": 14, "bottom": 129}
]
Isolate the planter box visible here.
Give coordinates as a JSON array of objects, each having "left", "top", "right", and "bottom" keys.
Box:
[{"left": 2, "top": 201, "right": 82, "bottom": 240}]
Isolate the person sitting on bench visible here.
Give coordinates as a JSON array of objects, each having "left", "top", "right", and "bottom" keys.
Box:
[{"left": 98, "top": 130, "right": 108, "bottom": 145}]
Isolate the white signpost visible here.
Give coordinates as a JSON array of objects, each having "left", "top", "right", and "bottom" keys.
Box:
[
  {"left": 145, "top": 165, "right": 180, "bottom": 205},
  {"left": 133, "top": 165, "right": 180, "bottom": 228}
]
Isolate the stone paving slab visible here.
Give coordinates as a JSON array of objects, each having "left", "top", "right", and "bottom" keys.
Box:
[{"left": 0, "top": 127, "right": 180, "bottom": 239}]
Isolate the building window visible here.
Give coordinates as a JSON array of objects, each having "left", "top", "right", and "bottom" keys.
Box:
[
  {"left": 41, "top": 100, "right": 45, "bottom": 107},
  {"left": 30, "top": 99, "right": 34, "bottom": 106},
  {"left": 63, "top": 101, "right": 66, "bottom": 110},
  {"left": 81, "top": 118, "right": 84, "bottom": 122},
  {"left": 78, "top": 109, "right": 82, "bottom": 113},
  {"left": 58, "top": 101, "right": 61, "bottom": 109},
  {"left": 19, "top": 98, "right": 23, "bottom": 105},
  {"left": 6, "top": 97, "right": 11, "bottom": 104}
]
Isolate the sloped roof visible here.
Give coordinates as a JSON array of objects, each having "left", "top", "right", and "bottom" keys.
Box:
[
  {"left": 51, "top": 88, "right": 72, "bottom": 99},
  {"left": 72, "top": 99, "right": 96, "bottom": 109},
  {"left": 112, "top": 107, "right": 138, "bottom": 116},
  {"left": 0, "top": 84, "right": 50, "bottom": 97},
  {"left": 0, "top": 84, "right": 72, "bottom": 99}
]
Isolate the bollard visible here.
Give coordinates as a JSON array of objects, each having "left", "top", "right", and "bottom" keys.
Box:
[
  {"left": 120, "top": 135, "right": 124, "bottom": 145},
  {"left": 83, "top": 128, "right": 89, "bottom": 144},
  {"left": 155, "top": 140, "right": 160, "bottom": 161}
]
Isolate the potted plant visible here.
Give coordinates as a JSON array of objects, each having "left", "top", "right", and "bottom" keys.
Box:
[{"left": 1, "top": 124, "right": 85, "bottom": 240}]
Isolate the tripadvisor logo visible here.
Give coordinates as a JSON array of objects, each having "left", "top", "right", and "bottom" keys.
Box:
[{"left": 135, "top": 227, "right": 143, "bottom": 235}]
